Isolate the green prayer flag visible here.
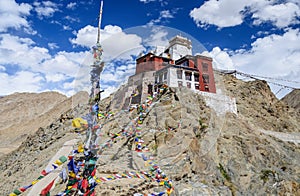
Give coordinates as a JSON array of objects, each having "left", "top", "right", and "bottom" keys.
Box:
[
  {"left": 59, "top": 156, "right": 68, "bottom": 163},
  {"left": 89, "top": 160, "right": 96, "bottom": 165},
  {"left": 13, "top": 189, "right": 21, "bottom": 195}
]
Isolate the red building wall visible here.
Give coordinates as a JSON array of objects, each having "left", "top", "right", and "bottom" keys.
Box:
[
  {"left": 196, "top": 56, "right": 216, "bottom": 93},
  {"left": 136, "top": 53, "right": 173, "bottom": 74}
]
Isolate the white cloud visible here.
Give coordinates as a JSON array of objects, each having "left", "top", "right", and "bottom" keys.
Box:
[
  {"left": 140, "top": 0, "right": 155, "bottom": 3},
  {"left": 203, "top": 29, "right": 300, "bottom": 97},
  {"left": 148, "top": 9, "right": 176, "bottom": 26},
  {"left": 70, "top": 25, "right": 144, "bottom": 61},
  {"left": 63, "top": 25, "right": 72, "bottom": 31},
  {"left": 0, "top": 71, "right": 44, "bottom": 95},
  {"left": 200, "top": 47, "right": 234, "bottom": 70},
  {"left": 160, "top": 10, "right": 174, "bottom": 19},
  {"left": 101, "top": 62, "right": 136, "bottom": 84},
  {"left": 48, "top": 42, "right": 59, "bottom": 50},
  {"left": 37, "top": 51, "right": 88, "bottom": 77},
  {"left": 139, "top": 0, "right": 168, "bottom": 6},
  {"left": 45, "top": 73, "right": 67, "bottom": 82},
  {"left": 0, "top": 0, "right": 32, "bottom": 32},
  {"left": 0, "top": 34, "right": 50, "bottom": 69},
  {"left": 190, "top": 0, "right": 248, "bottom": 28},
  {"left": 190, "top": 0, "right": 300, "bottom": 29},
  {"left": 251, "top": 2, "right": 300, "bottom": 28},
  {"left": 0, "top": 33, "right": 93, "bottom": 95},
  {"left": 34, "top": 1, "right": 60, "bottom": 19},
  {"left": 0, "top": 65, "right": 5, "bottom": 71},
  {"left": 64, "top": 16, "right": 80, "bottom": 23},
  {"left": 66, "top": 2, "right": 77, "bottom": 10},
  {"left": 144, "top": 27, "right": 169, "bottom": 47},
  {"left": 101, "top": 86, "right": 117, "bottom": 99},
  {"left": 232, "top": 28, "right": 300, "bottom": 78}
]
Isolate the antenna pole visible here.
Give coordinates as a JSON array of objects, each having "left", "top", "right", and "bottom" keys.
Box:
[{"left": 97, "top": 1, "right": 103, "bottom": 44}]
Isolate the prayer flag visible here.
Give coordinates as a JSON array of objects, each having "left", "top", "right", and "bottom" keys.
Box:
[
  {"left": 13, "top": 189, "right": 21, "bottom": 195},
  {"left": 59, "top": 156, "right": 68, "bottom": 163},
  {"left": 40, "top": 178, "right": 55, "bottom": 196},
  {"left": 68, "top": 158, "right": 79, "bottom": 174}
]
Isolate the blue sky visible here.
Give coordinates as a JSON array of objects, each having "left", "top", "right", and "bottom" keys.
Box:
[{"left": 0, "top": 0, "right": 299, "bottom": 98}]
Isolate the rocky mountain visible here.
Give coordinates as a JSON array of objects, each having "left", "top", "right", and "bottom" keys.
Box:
[
  {"left": 0, "top": 75, "right": 299, "bottom": 195},
  {"left": 0, "top": 92, "right": 67, "bottom": 156},
  {"left": 0, "top": 91, "right": 90, "bottom": 157},
  {"left": 281, "top": 89, "right": 300, "bottom": 114}
]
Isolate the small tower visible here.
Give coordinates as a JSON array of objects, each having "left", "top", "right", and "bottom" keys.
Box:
[{"left": 167, "top": 35, "right": 192, "bottom": 61}]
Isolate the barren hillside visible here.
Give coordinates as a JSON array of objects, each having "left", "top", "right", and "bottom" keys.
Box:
[
  {"left": 0, "top": 75, "right": 299, "bottom": 195},
  {"left": 281, "top": 89, "right": 300, "bottom": 114},
  {"left": 0, "top": 91, "right": 88, "bottom": 156}
]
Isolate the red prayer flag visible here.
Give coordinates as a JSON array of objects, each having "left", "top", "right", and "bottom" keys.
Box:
[
  {"left": 83, "top": 190, "right": 90, "bottom": 196},
  {"left": 40, "top": 178, "right": 55, "bottom": 196},
  {"left": 91, "top": 168, "right": 96, "bottom": 177},
  {"left": 41, "top": 170, "right": 47, "bottom": 176},
  {"left": 90, "top": 191, "right": 96, "bottom": 196},
  {"left": 81, "top": 178, "right": 88, "bottom": 191}
]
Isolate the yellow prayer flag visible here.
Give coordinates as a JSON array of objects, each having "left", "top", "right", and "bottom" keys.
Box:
[
  {"left": 72, "top": 118, "right": 88, "bottom": 128},
  {"left": 32, "top": 180, "right": 39, "bottom": 185},
  {"left": 167, "top": 188, "right": 173, "bottom": 195},
  {"left": 95, "top": 178, "right": 101, "bottom": 183},
  {"left": 69, "top": 172, "right": 76, "bottom": 178},
  {"left": 9, "top": 193, "right": 17, "bottom": 196},
  {"left": 55, "top": 160, "right": 63, "bottom": 165},
  {"left": 78, "top": 143, "right": 84, "bottom": 153}
]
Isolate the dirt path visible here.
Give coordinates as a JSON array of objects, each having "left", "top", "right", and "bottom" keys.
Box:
[{"left": 27, "top": 139, "right": 78, "bottom": 196}]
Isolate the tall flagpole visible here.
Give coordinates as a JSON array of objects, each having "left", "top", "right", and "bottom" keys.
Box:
[
  {"left": 97, "top": 1, "right": 103, "bottom": 44},
  {"left": 87, "top": 0, "right": 104, "bottom": 150}
]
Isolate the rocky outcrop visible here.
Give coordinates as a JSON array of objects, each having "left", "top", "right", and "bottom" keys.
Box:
[
  {"left": 223, "top": 74, "right": 299, "bottom": 133},
  {"left": 0, "top": 76, "right": 299, "bottom": 195},
  {"left": 282, "top": 89, "right": 300, "bottom": 114}
]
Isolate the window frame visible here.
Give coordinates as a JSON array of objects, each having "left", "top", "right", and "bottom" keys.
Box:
[
  {"left": 185, "top": 72, "right": 192, "bottom": 81},
  {"left": 202, "top": 62, "right": 209, "bottom": 72},
  {"left": 177, "top": 70, "right": 182, "bottom": 79},
  {"left": 202, "top": 74, "right": 209, "bottom": 84}
]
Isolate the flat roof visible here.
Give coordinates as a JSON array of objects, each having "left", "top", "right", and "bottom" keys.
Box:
[{"left": 136, "top": 52, "right": 171, "bottom": 61}]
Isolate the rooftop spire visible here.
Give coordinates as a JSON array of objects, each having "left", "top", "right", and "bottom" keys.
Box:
[{"left": 97, "top": 1, "right": 103, "bottom": 44}]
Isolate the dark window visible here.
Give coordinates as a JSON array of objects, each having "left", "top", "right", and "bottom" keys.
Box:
[
  {"left": 148, "top": 84, "right": 153, "bottom": 95},
  {"left": 194, "top": 73, "right": 199, "bottom": 82},
  {"left": 159, "top": 74, "right": 163, "bottom": 82},
  {"left": 178, "top": 81, "right": 183, "bottom": 87},
  {"left": 195, "top": 84, "right": 200, "bottom": 90},
  {"left": 205, "top": 85, "right": 209, "bottom": 91},
  {"left": 163, "top": 72, "right": 168, "bottom": 80},
  {"left": 202, "top": 62, "right": 208, "bottom": 72},
  {"left": 155, "top": 76, "right": 158, "bottom": 83},
  {"left": 187, "top": 82, "right": 191, "bottom": 89},
  {"left": 143, "top": 58, "right": 147, "bottom": 62},
  {"left": 203, "top": 74, "right": 209, "bottom": 83},
  {"left": 181, "top": 61, "right": 189, "bottom": 67},
  {"left": 185, "top": 72, "right": 192, "bottom": 81},
  {"left": 177, "top": 70, "right": 182, "bottom": 79}
]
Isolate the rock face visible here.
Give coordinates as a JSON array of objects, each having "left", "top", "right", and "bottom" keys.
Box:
[
  {"left": 0, "top": 76, "right": 299, "bottom": 196},
  {"left": 282, "top": 89, "right": 300, "bottom": 114},
  {"left": 0, "top": 91, "right": 89, "bottom": 156},
  {"left": 0, "top": 92, "right": 66, "bottom": 156}
]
